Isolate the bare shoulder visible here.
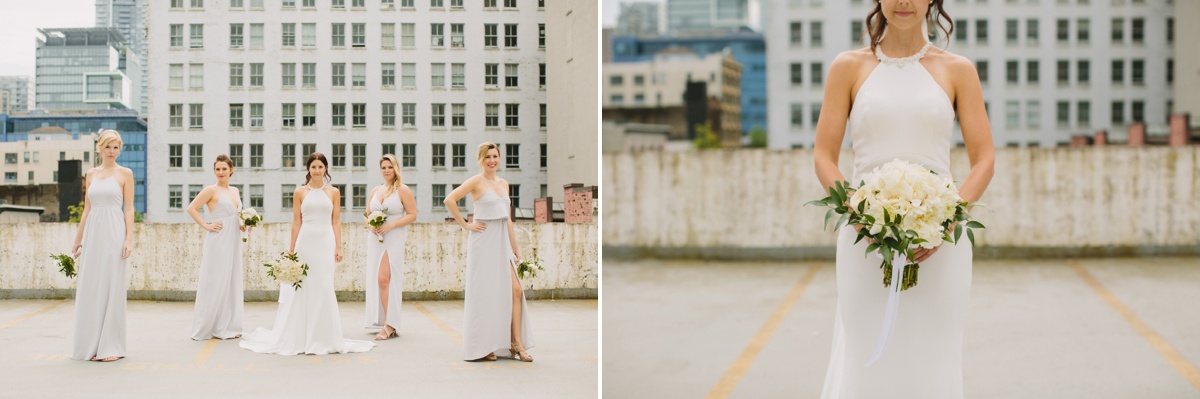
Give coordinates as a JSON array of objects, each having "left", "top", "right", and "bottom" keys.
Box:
[
  {"left": 85, "top": 167, "right": 97, "bottom": 179},
  {"left": 327, "top": 185, "right": 340, "bottom": 196},
  {"left": 230, "top": 185, "right": 241, "bottom": 194},
  {"left": 120, "top": 167, "right": 134, "bottom": 177},
  {"left": 830, "top": 48, "right": 873, "bottom": 70},
  {"left": 499, "top": 177, "right": 510, "bottom": 187},
  {"left": 927, "top": 47, "right": 975, "bottom": 76}
]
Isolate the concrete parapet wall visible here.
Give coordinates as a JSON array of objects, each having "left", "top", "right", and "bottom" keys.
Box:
[
  {"left": 0, "top": 222, "right": 597, "bottom": 300},
  {"left": 602, "top": 147, "right": 1200, "bottom": 259}
]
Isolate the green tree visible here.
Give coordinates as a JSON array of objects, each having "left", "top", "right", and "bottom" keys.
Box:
[
  {"left": 693, "top": 122, "right": 721, "bottom": 149},
  {"left": 748, "top": 127, "right": 768, "bottom": 148}
]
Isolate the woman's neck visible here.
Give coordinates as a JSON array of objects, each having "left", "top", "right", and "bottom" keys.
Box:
[
  {"left": 99, "top": 160, "right": 118, "bottom": 169},
  {"left": 308, "top": 180, "right": 325, "bottom": 189},
  {"left": 879, "top": 26, "right": 929, "bottom": 57}
]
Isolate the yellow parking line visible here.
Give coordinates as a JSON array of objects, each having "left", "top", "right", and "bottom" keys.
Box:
[
  {"left": 705, "top": 264, "right": 822, "bottom": 399},
  {"left": 193, "top": 339, "right": 220, "bottom": 363},
  {"left": 1070, "top": 260, "right": 1200, "bottom": 392},
  {"left": 0, "top": 301, "right": 69, "bottom": 332},
  {"left": 413, "top": 302, "right": 463, "bottom": 345}
]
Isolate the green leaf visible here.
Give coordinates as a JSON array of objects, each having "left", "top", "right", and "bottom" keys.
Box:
[
  {"left": 954, "top": 225, "right": 964, "bottom": 243},
  {"left": 835, "top": 213, "right": 849, "bottom": 229},
  {"left": 857, "top": 199, "right": 866, "bottom": 214},
  {"left": 967, "top": 228, "right": 976, "bottom": 246},
  {"left": 866, "top": 242, "right": 879, "bottom": 253},
  {"left": 966, "top": 221, "right": 985, "bottom": 229},
  {"left": 824, "top": 209, "right": 836, "bottom": 229}
]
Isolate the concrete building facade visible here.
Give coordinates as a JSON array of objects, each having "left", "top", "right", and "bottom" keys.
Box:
[
  {"left": 766, "top": 0, "right": 1177, "bottom": 149},
  {"left": 0, "top": 77, "right": 35, "bottom": 114},
  {"left": 546, "top": 0, "right": 599, "bottom": 195},
  {"left": 603, "top": 51, "right": 742, "bottom": 145},
  {"left": 35, "top": 28, "right": 143, "bottom": 113},
  {"left": 146, "top": 0, "right": 549, "bottom": 223},
  {"left": 96, "top": 0, "right": 149, "bottom": 116}
]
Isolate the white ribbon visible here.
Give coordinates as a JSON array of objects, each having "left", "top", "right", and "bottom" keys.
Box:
[{"left": 864, "top": 253, "right": 907, "bottom": 367}]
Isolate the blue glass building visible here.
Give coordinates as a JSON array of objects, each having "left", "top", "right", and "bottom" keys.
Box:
[
  {"left": 610, "top": 32, "right": 767, "bottom": 137},
  {"left": 1, "top": 111, "right": 148, "bottom": 214}
]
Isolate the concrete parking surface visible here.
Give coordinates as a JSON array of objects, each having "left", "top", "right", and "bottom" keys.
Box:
[
  {"left": 0, "top": 299, "right": 597, "bottom": 398},
  {"left": 603, "top": 258, "right": 1200, "bottom": 399}
]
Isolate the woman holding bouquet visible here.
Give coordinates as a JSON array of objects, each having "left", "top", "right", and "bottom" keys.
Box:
[
  {"left": 363, "top": 154, "right": 417, "bottom": 340},
  {"left": 812, "top": 0, "right": 994, "bottom": 397},
  {"left": 186, "top": 154, "right": 244, "bottom": 340},
  {"left": 240, "top": 153, "right": 374, "bottom": 355},
  {"left": 70, "top": 129, "right": 135, "bottom": 362},
  {"left": 444, "top": 142, "right": 533, "bottom": 362}
]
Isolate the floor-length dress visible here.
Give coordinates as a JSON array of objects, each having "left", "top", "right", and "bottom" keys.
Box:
[
  {"left": 462, "top": 189, "right": 534, "bottom": 360},
  {"left": 239, "top": 186, "right": 374, "bottom": 355},
  {"left": 820, "top": 42, "right": 974, "bottom": 399},
  {"left": 190, "top": 190, "right": 244, "bottom": 340},
  {"left": 71, "top": 174, "right": 128, "bottom": 360},
  {"left": 364, "top": 190, "right": 406, "bottom": 331}
]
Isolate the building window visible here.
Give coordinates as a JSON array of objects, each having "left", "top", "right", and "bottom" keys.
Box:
[
  {"left": 538, "top": 24, "right": 545, "bottom": 48},
  {"left": 1132, "top": 100, "right": 1145, "bottom": 123},
  {"left": 504, "top": 0, "right": 516, "bottom": 8},
  {"left": 539, "top": 104, "right": 547, "bottom": 128},
  {"left": 332, "top": 63, "right": 346, "bottom": 87},
  {"left": 282, "top": 23, "right": 296, "bottom": 47},
  {"left": 1131, "top": 59, "right": 1144, "bottom": 85},
  {"left": 505, "top": 64, "right": 519, "bottom": 87},
  {"left": 353, "top": 144, "right": 366, "bottom": 167},
  {"left": 282, "top": 185, "right": 295, "bottom": 209},
  {"left": 402, "top": 63, "right": 416, "bottom": 88},
  {"left": 485, "top": 24, "right": 498, "bottom": 47},
  {"left": 1057, "top": 101, "right": 1070, "bottom": 126},
  {"left": 169, "top": 185, "right": 183, "bottom": 209},
  {"left": 1006, "top": 19, "right": 1018, "bottom": 43},
  {"left": 303, "top": 23, "right": 316, "bottom": 47},
  {"left": 1167, "top": 18, "right": 1174, "bottom": 43},
  {"left": 432, "top": 185, "right": 447, "bottom": 209},
  {"left": 539, "top": 63, "right": 546, "bottom": 87},
  {"left": 451, "top": 184, "right": 467, "bottom": 207},
  {"left": 1006, "top": 60, "right": 1018, "bottom": 84},
  {"left": 382, "top": 63, "right": 396, "bottom": 87},
  {"left": 504, "top": 24, "right": 518, "bottom": 47},
  {"left": 955, "top": 19, "right": 968, "bottom": 42},
  {"left": 540, "top": 143, "right": 547, "bottom": 168},
  {"left": 1077, "top": 60, "right": 1089, "bottom": 84},
  {"left": 1026, "top": 100, "right": 1040, "bottom": 128},
  {"left": 432, "top": 63, "right": 445, "bottom": 87},
  {"left": 189, "top": 144, "right": 204, "bottom": 168},
  {"left": 486, "top": 103, "right": 499, "bottom": 127},
  {"left": 452, "top": 23, "right": 465, "bottom": 48},
  {"left": 248, "top": 144, "right": 263, "bottom": 168},
  {"left": 353, "top": 185, "right": 367, "bottom": 209},
  {"left": 976, "top": 60, "right": 988, "bottom": 83},
  {"left": 353, "top": 63, "right": 366, "bottom": 87},
  {"left": 401, "top": 23, "right": 415, "bottom": 48},
  {"left": 452, "top": 63, "right": 465, "bottom": 88},
  {"left": 1026, "top": 19, "right": 1038, "bottom": 42},
  {"left": 170, "top": 24, "right": 184, "bottom": 47},
  {"left": 1056, "top": 19, "right": 1068, "bottom": 42},
  {"left": 1111, "top": 18, "right": 1123, "bottom": 43},
  {"left": 331, "top": 144, "right": 346, "bottom": 167},
  {"left": 230, "top": 104, "right": 244, "bottom": 128},
  {"left": 302, "top": 103, "right": 316, "bottom": 127},
  {"left": 1027, "top": 60, "right": 1039, "bottom": 84},
  {"left": 282, "top": 144, "right": 296, "bottom": 168},
  {"left": 249, "top": 23, "right": 263, "bottom": 48},
  {"left": 249, "top": 63, "right": 264, "bottom": 87},
  {"left": 432, "top": 144, "right": 446, "bottom": 168},
  {"left": 282, "top": 103, "right": 296, "bottom": 127},
  {"left": 432, "top": 103, "right": 446, "bottom": 127},
  {"left": 1112, "top": 60, "right": 1124, "bottom": 83},
  {"left": 169, "top": 145, "right": 183, "bottom": 168},
  {"left": 432, "top": 0, "right": 443, "bottom": 7},
  {"left": 505, "top": 104, "right": 519, "bottom": 127},
  {"left": 353, "top": 23, "right": 366, "bottom": 47},
  {"left": 332, "top": 23, "right": 346, "bottom": 47},
  {"left": 170, "top": 64, "right": 184, "bottom": 89},
  {"left": 402, "top": 144, "right": 416, "bottom": 167},
  {"left": 402, "top": 103, "right": 416, "bottom": 127},
  {"left": 1078, "top": 101, "right": 1090, "bottom": 126},
  {"left": 452, "top": 144, "right": 466, "bottom": 168},
  {"left": 1005, "top": 100, "right": 1020, "bottom": 128},
  {"left": 382, "top": 103, "right": 396, "bottom": 127},
  {"left": 250, "top": 103, "right": 263, "bottom": 127},
  {"left": 352, "top": 103, "right": 367, "bottom": 127},
  {"left": 811, "top": 103, "right": 821, "bottom": 126},
  {"left": 852, "top": 20, "right": 864, "bottom": 45},
  {"left": 1056, "top": 60, "right": 1069, "bottom": 84},
  {"left": 431, "top": 23, "right": 444, "bottom": 47},
  {"left": 811, "top": 21, "right": 823, "bottom": 46},
  {"left": 975, "top": 19, "right": 988, "bottom": 43},
  {"left": 172, "top": 0, "right": 184, "bottom": 9},
  {"left": 1111, "top": 101, "right": 1124, "bottom": 125},
  {"left": 791, "top": 103, "right": 804, "bottom": 127},
  {"left": 189, "top": 63, "right": 203, "bottom": 88},
  {"left": 452, "top": 103, "right": 466, "bottom": 127},
  {"left": 229, "top": 63, "right": 243, "bottom": 87},
  {"left": 1131, "top": 18, "right": 1144, "bottom": 43},
  {"left": 189, "top": 104, "right": 204, "bottom": 128},
  {"left": 303, "top": 63, "right": 316, "bottom": 88},
  {"left": 1077, "top": 18, "right": 1089, "bottom": 43},
  {"left": 505, "top": 144, "right": 519, "bottom": 169},
  {"left": 282, "top": 63, "right": 296, "bottom": 87},
  {"left": 1168, "top": 59, "right": 1174, "bottom": 84},
  {"left": 230, "top": 24, "right": 244, "bottom": 48},
  {"left": 382, "top": 143, "right": 396, "bottom": 158},
  {"left": 811, "top": 63, "right": 823, "bottom": 85},
  {"left": 229, "top": 144, "right": 244, "bottom": 167},
  {"left": 249, "top": 185, "right": 263, "bottom": 208},
  {"left": 341, "top": 104, "right": 358, "bottom": 127},
  {"left": 509, "top": 184, "right": 519, "bottom": 208},
  {"left": 485, "top": 63, "right": 499, "bottom": 86},
  {"left": 382, "top": 23, "right": 396, "bottom": 48}
]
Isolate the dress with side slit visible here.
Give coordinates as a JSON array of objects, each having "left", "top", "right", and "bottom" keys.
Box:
[{"left": 364, "top": 189, "right": 406, "bottom": 332}]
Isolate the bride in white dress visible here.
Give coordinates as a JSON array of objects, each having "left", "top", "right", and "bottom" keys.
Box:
[
  {"left": 240, "top": 153, "right": 374, "bottom": 355},
  {"left": 813, "top": 1, "right": 994, "bottom": 397}
]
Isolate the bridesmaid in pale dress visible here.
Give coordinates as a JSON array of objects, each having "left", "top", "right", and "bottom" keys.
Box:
[
  {"left": 363, "top": 154, "right": 417, "bottom": 340},
  {"left": 70, "top": 129, "right": 135, "bottom": 362},
  {"left": 444, "top": 142, "right": 534, "bottom": 362},
  {"left": 186, "top": 154, "right": 246, "bottom": 340}
]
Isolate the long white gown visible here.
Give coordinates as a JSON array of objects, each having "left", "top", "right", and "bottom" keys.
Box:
[
  {"left": 364, "top": 189, "right": 406, "bottom": 332},
  {"left": 239, "top": 185, "right": 375, "bottom": 355},
  {"left": 190, "top": 190, "right": 244, "bottom": 340},
  {"left": 820, "top": 42, "right": 974, "bottom": 399},
  {"left": 462, "top": 189, "right": 533, "bottom": 360},
  {"left": 71, "top": 174, "right": 128, "bottom": 360}
]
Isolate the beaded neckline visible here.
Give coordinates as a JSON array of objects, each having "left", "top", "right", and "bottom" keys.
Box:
[{"left": 874, "top": 41, "right": 933, "bottom": 68}]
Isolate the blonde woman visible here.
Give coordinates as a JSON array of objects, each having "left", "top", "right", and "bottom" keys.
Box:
[
  {"left": 70, "top": 129, "right": 135, "bottom": 362},
  {"left": 444, "top": 142, "right": 533, "bottom": 362},
  {"left": 186, "top": 154, "right": 245, "bottom": 340},
  {"left": 363, "top": 154, "right": 417, "bottom": 340}
]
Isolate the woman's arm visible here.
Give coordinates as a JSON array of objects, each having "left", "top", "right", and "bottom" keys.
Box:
[
  {"left": 813, "top": 52, "right": 861, "bottom": 193},
  {"left": 289, "top": 187, "right": 304, "bottom": 253},
  {"left": 120, "top": 168, "right": 135, "bottom": 259},
  {"left": 504, "top": 180, "right": 519, "bottom": 259},
  {"left": 444, "top": 176, "right": 483, "bottom": 231},
  {"left": 950, "top": 57, "right": 995, "bottom": 204},
  {"left": 330, "top": 187, "right": 343, "bottom": 263},
  {"left": 71, "top": 169, "right": 95, "bottom": 258},
  {"left": 186, "top": 186, "right": 219, "bottom": 231},
  {"left": 390, "top": 186, "right": 418, "bottom": 229}
]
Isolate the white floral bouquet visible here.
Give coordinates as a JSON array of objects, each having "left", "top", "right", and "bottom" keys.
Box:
[
  {"left": 809, "top": 159, "right": 985, "bottom": 291},
  {"left": 263, "top": 251, "right": 308, "bottom": 290},
  {"left": 366, "top": 209, "right": 388, "bottom": 243},
  {"left": 238, "top": 208, "right": 262, "bottom": 243},
  {"left": 50, "top": 253, "right": 77, "bottom": 278},
  {"left": 516, "top": 256, "right": 544, "bottom": 280}
]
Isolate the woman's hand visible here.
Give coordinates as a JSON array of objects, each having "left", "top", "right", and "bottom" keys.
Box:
[
  {"left": 121, "top": 240, "right": 132, "bottom": 259},
  {"left": 334, "top": 247, "right": 343, "bottom": 263},
  {"left": 911, "top": 224, "right": 955, "bottom": 263},
  {"left": 204, "top": 221, "right": 223, "bottom": 232},
  {"left": 512, "top": 249, "right": 522, "bottom": 264},
  {"left": 72, "top": 243, "right": 82, "bottom": 259},
  {"left": 463, "top": 222, "right": 486, "bottom": 232}
]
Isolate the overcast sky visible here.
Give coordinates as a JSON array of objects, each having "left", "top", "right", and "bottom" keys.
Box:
[
  {"left": 0, "top": 0, "right": 95, "bottom": 77},
  {"left": 604, "top": 0, "right": 663, "bottom": 28}
]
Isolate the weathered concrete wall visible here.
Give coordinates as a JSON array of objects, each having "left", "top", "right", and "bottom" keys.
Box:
[
  {"left": 603, "top": 147, "right": 1200, "bottom": 259},
  {"left": 0, "top": 222, "right": 597, "bottom": 300}
]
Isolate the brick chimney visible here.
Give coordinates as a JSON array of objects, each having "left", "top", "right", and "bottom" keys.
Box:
[
  {"left": 1169, "top": 114, "right": 1190, "bottom": 146},
  {"left": 1127, "top": 123, "right": 1145, "bottom": 147},
  {"left": 1093, "top": 130, "right": 1107, "bottom": 146}
]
